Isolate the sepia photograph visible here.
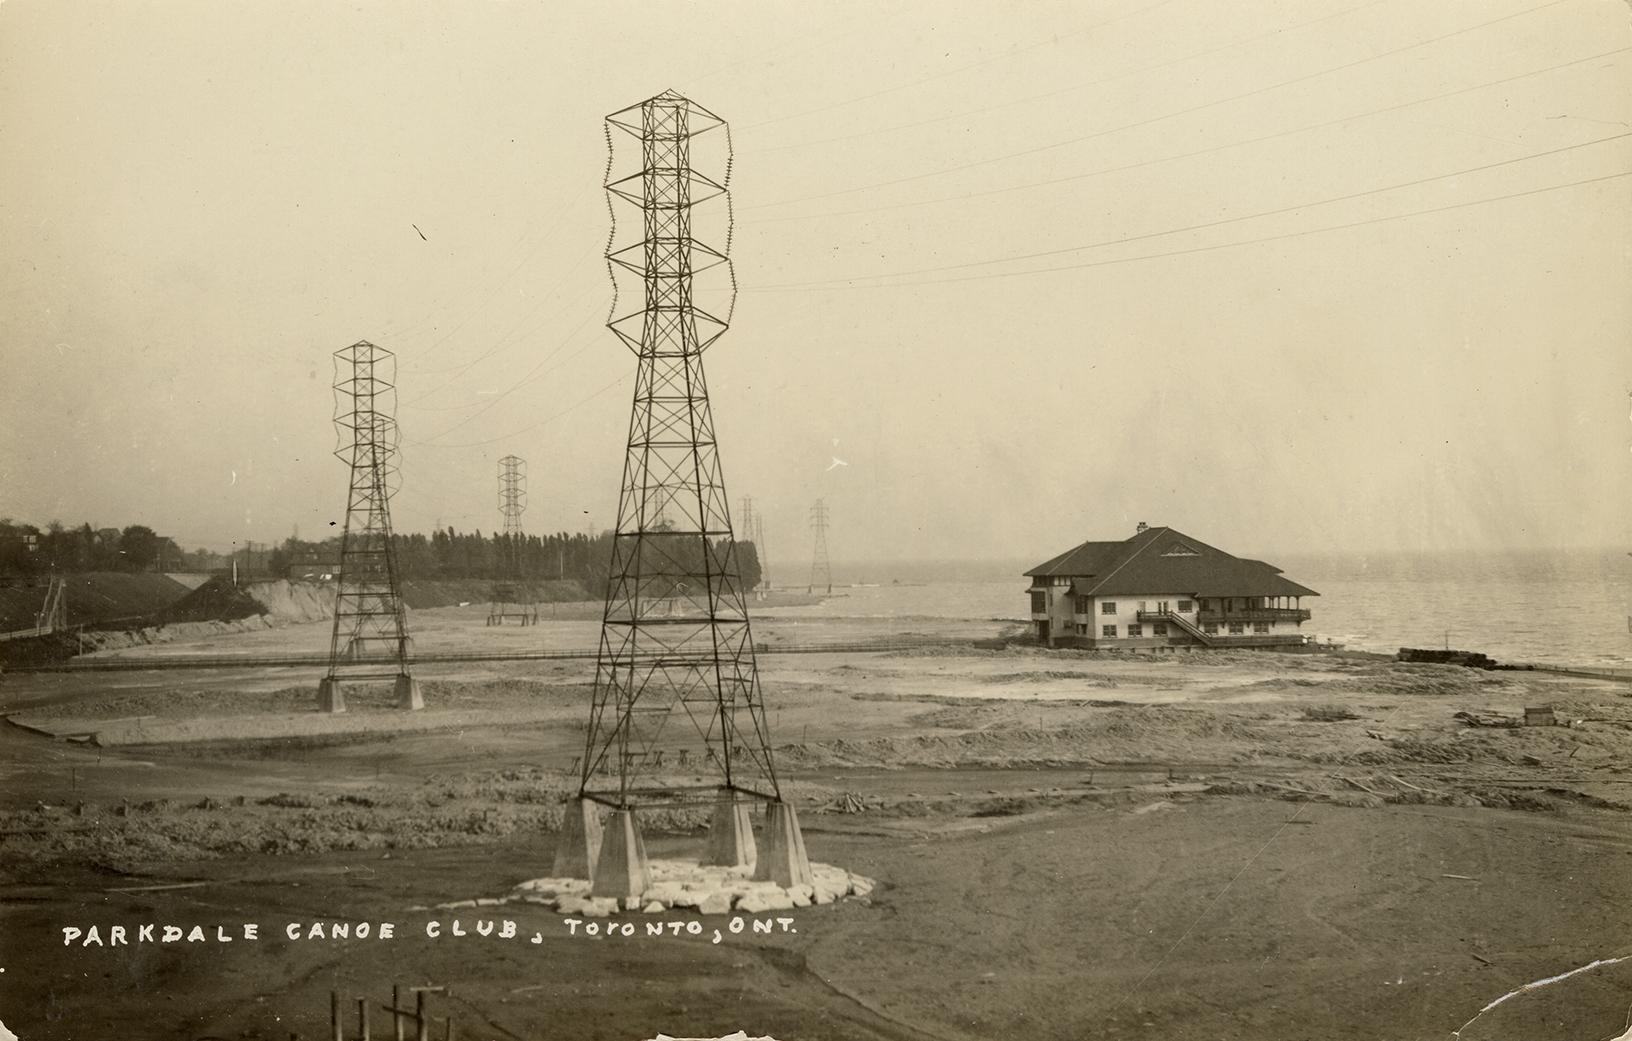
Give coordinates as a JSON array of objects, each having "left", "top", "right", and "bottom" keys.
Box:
[{"left": 1, "top": 1, "right": 1629, "bottom": 1038}]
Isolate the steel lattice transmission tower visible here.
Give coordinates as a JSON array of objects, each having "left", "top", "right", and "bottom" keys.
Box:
[
  {"left": 755, "top": 511, "right": 770, "bottom": 591},
  {"left": 556, "top": 91, "right": 810, "bottom": 898},
  {"left": 808, "top": 499, "right": 832, "bottom": 595},
  {"left": 317, "top": 341, "right": 422, "bottom": 712},
  {"left": 489, "top": 454, "right": 536, "bottom": 625},
  {"left": 498, "top": 455, "right": 527, "bottom": 538},
  {"left": 738, "top": 495, "right": 759, "bottom": 592}
]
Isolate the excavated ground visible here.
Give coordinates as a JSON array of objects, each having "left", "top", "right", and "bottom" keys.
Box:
[{"left": 3, "top": 608, "right": 1631, "bottom": 1039}]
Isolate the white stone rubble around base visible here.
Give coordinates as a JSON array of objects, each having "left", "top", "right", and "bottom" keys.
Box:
[{"left": 428, "top": 858, "right": 876, "bottom": 917}]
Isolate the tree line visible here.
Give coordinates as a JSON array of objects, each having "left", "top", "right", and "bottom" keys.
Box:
[
  {"left": 276, "top": 527, "right": 762, "bottom": 591},
  {"left": 0, "top": 518, "right": 762, "bottom": 591},
  {"left": 0, "top": 520, "right": 187, "bottom": 576}
]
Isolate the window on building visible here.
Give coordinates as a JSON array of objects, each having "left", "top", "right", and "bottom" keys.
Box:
[
  {"left": 1138, "top": 601, "right": 1148, "bottom": 612},
  {"left": 1253, "top": 621, "right": 1270, "bottom": 634},
  {"left": 1075, "top": 595, "right": 1090, "bottom": 614},
  {"left": 1076, "top": 624, "right": 1088, "bottom": 636},
  {"left": 1178, "top": 600, "right": 1193, "bottom": 613},
  {"left": 1202, "top": 622, "right": 1219, "bottom": 635},
  {"left": 1101, "top": 624, "right": 1117, "bottom": 638},
  {"left": 1054, "top": 576, "right": 1070, "bottom": 586},
  {"left": 1153, "top": 623, "right": 1168, "bottom": 637},
  {"left": 1101, "top": 601, "right": 1117, "bottom": 615},
  {"left": 1030, "top": 592, "right": 1046, "bottom": 613},
  {"left": 1128, "top": 624, "right": 1143, "bottom": 638},
  {"left": 1228, "top": 622, "right": 1245, "bottom": 635}
]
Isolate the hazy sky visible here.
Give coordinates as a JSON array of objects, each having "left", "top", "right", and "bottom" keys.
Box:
[{"left": 2, "top": 0, "right": 1628, "bottom": 567}]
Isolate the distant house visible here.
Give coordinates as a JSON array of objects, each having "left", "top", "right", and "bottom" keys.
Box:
[
  {"left": 1024, "top": 524, "right": 1317, "bottom": 650},
  {"left": 287, "top": 550, "right": 343, "bottom": 581}
]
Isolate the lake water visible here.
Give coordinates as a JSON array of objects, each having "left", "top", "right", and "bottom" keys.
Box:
[{"left": 773, "top": 550, "right": 1632, "bottom": 667}]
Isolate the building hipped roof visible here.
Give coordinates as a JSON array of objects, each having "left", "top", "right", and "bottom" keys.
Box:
[{"left": 1025, "top": 526, "right": 1317, "bottom": 598}]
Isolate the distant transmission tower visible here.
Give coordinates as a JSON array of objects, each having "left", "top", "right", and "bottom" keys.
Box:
[
  {"left": 317, "top": 340, "right": 421, "bottom": 713},
  {"left": 499, "top": 455, "right": 527, "bottom": 539},
  {"left": 755, "top": 511, "right": 770, "bottom": 591},
  {"left": 739, "top": 495, "right": 758, "bottom": 591},
  {"left": 808, "top": 499, "right": 832, "bottom": 594},
  {"left": 490, "top": 455, "right": 536, "bottom": 626},
  {"left": 559, "top": 91, "right": 809, "bottom": 898}
]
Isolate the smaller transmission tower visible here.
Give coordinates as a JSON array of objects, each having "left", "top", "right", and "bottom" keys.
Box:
[
  {"left": 808, "top": 499, "right": 832, "bottom": 595},
  {"left": 739, "top": 496, "right": 757, "bottom": 591},
  {"left": 318, "top": 340, "right": 421, "bottom": 713},
  {"left": 490, "top": 455, "right": 536, "bottom": 625},
  {"left": 499, "top": 455, "right": 527, "bottom": 539},
  {"left": 756, "top": 511, "right": 770, "bottom": 591}
]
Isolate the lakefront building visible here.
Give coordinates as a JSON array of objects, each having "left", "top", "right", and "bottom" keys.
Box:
[{"left": 1025, "top": 524, "right": 1318, "bottom": 650}]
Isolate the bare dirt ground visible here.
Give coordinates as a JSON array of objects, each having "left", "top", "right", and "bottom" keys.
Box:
[{"left": 3, "top": 605, "right": 1632, "bottom": 1040}]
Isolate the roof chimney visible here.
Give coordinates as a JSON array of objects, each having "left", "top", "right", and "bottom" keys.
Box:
[{"left": 1136, "top": 521, "right": 1149, "bottom": 534}]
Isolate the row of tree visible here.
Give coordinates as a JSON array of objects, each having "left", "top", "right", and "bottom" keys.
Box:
[
  {"left": 1, "top": 520, "right": 763, "bottom": 591},
  {"left": 0, "top": 520, "right": 190, "bottom": 576},
  {"left": 274, "top": 527, "right": 763, "bottom": 590}
]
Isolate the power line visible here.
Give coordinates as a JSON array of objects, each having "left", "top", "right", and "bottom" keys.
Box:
[
  {"left": 744, "top": 168, "right": 1632, "bottom": 293},
  {"left": 744, "top": 45, "right": 1631, "bottom": 226},
  {"left": 395, "top": 196, "right": 601, "bottom": 407},
  {"left": 744, "top": 0, "right": 1571, "bottom": 211},
  {"left": 401, "top": 370, "right": 632, "bottom": 451},
  {"left": 737, "top": 0, "right": 1184, "bottom": 133},
  {"left": 406, "top": 307, "right": 602, "bottom": 438},
  {"left": 391, "top": 187, "right": 595, "bottom": 371},
  {"left": 745, "top": 0, "right": 1391, "bottom": 157},
  {"left": 747, "top": 132, "right": 1632, "bottom": 289}
]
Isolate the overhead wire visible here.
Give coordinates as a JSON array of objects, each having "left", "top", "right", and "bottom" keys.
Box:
[
  {"left": 736, "top": 0, "right": 1185, "bottom": 133},
  {"left": 743, "top": 0, "right": 1572, "bottom": 211},
  {"left": 406, "top": 307, "right": 604, "bottom": 439},
  {"left": 745, "top": 131, "right": 1632, "bottom": 289},
  {"left": 402, "top": 370, "right": 635, "bottom": 451},
  {"left": 744, "top": 169, "right": 1632, "bottom": 293},
  {"left": 741, "top": 45, "right": 1632, "bottom": 225},
  {"left": 744, "top": 0, "right": 1392, "bottom": 156},
  {"left": 396, "top": 186, "right": 599, "bottom": 389}
]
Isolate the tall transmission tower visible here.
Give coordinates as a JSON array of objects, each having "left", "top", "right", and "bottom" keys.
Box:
[
  {"left": 490, "top": 454, "right": 536, "bottom": 626},
  {"left": 317, "top": 340, "right": 421, "bottom": 713},
  {"left": 808, "top": 499, "right": 832, "bottom": 595},
  {"left": 559, "top": 90, "right": 809, "bottom": 898}
]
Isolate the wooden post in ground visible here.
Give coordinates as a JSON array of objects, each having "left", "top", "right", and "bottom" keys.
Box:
[
  {"left": 392, "top": 984, "right": 405, "bottom": 1041},
  {"left": 415, "top": 991, "right": 429, "bottom": 1041},
  {"left": 330, "top": 991, "right": 342, "bottom": 1041}
]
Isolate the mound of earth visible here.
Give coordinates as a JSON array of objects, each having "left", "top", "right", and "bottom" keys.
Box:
[
  {"left": 155, "top": 576, "right": 266, "bottom": 624},
  {"left": 0, "top": 572, "right": 191, "bottom": 630}
]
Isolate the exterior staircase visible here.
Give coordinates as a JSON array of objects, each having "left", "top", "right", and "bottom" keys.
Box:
[{"left": 1138, "top": 609, "right": 1215, "bottom": 646}]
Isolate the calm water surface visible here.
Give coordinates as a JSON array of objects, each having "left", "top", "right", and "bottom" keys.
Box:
[{"left": 771, "top": 550, "right": 1632, "bottom": 667}]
